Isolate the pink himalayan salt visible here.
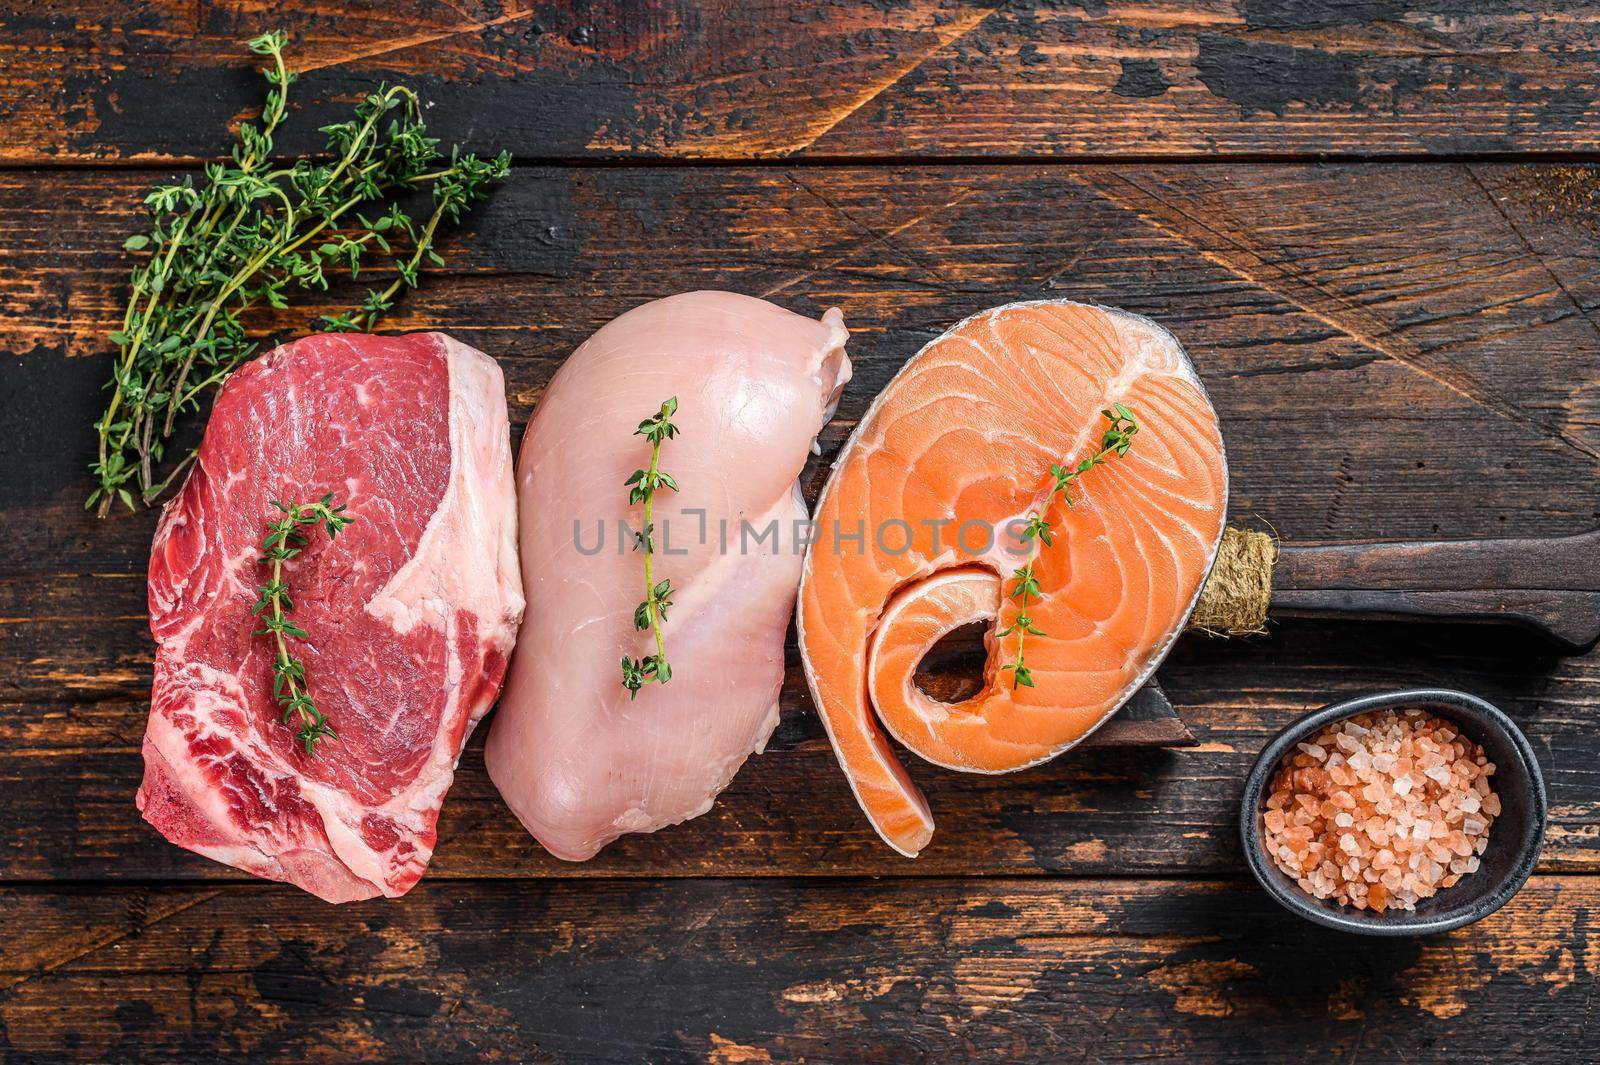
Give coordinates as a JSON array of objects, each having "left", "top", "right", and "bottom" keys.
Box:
[{"left": 1260, "top": 708, "right": 1498, "bottom": 913}]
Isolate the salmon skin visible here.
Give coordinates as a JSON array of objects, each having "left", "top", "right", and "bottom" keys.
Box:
[{"left": 798, "top": 300, "right": 1227, "bottom": 856}]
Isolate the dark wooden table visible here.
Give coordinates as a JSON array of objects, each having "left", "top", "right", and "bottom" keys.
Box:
[{"left": 3, "top": 2, "right": 1599, "bottom": 1061}]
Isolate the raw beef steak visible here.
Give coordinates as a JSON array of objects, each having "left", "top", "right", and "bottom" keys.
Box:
[{"left": 137, "top": 332, "right": 524, "bottom": 902}]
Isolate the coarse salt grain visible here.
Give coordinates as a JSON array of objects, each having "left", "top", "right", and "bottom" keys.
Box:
[{"left": 1260, "top": 708, "right": 1498, "bottom": 914}]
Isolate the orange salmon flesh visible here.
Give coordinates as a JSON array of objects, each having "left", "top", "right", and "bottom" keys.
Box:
[{"left": 797, "top": 301, "right": 1228, "bottom": 856}]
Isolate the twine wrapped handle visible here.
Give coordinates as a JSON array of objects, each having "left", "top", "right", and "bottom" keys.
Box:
[{"left": 1187, "top": 526, "right": 1277, "bottom": 636}]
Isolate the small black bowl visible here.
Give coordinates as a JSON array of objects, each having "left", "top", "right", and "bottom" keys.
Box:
[{"left": 1240, "top": 688, "right": 1546, "bottom": 935}]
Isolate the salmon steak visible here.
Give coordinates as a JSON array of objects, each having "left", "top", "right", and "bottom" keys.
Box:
[{"left": 798, "top": 300, "right": 1227, "bottom": 856}]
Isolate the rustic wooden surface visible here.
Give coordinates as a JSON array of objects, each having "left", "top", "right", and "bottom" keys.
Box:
[
  {"left": 3, "top": 2, "right": 1599, "bottom": 1061},
  {"left": 6, "top": 1, "right": 1600, "bottom": 163}
]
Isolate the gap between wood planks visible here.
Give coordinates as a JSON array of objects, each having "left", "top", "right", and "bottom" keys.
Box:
[
  {"left": 0, "top": 872, "right": 1229, "bottom": 888},
  {"left": 3, "top": 860, "right": 1596, "bottom": 887},
  {"left": 6, "top": 150, "right": 1600, "bottom": 173}
]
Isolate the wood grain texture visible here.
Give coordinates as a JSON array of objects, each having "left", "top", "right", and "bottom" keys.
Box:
[
  {"left": 6, "top": 3, "right": 1600, "bottom": 1060},
  {"left": 4, "top": 1, "right": 1600, "bottom": 164},
  {"left": 1, "top": 876, "right": 1596, "bottom": 1062},
  {"left": 1271, "top": 530, "right": 1600, "bottom": 650},
  {"left": 2, "top": 160, "right": 1598, "bottom": 883},
  {"left": 5, "top": 606, "right": 1597, "bottom": 880},
  {"left": 5, "top": 162, "right": 1599, "bottom": 527}
]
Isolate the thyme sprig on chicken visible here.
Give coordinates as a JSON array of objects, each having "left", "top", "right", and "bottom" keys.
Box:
[
  {"left": 1000, "top": 405, "right": 1140, "bottom": 689},
  {"left": 622, "top": 398, "right": 680, "bottom": 699},
  {"left": 89, "top": 29, "right": 509, "bottom": 515}
]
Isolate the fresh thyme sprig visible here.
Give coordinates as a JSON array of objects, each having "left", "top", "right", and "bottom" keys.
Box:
[
  {"left": 1047, "top": 403, "right": 1140, "bottom": 507},
  {"left": 251, "top": 493, "right": 354, "bottom": 756},
  {"left": 621, "top": 397, "right": 680, "bottom": 699},
  {"left": 997, "top": 564, "right": 1045, "bottom": 689},
  {"left": 89, "top": 29, "right": 509, "bottom": 516},
  {"left": 1000, "top": 404, "right": 1140, "bottom": 690}
]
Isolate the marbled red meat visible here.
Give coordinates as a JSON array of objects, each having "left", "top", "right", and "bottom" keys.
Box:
[{"left": 137, "top": 332, "right": 523, "bottom": 902}]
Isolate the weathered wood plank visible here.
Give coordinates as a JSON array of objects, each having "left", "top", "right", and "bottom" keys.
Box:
[
  {"left": 3, "top": 162, "right": 1597, "bottom": 534},
  {"left": 1, "top": 161, "right": 1596, "bottom": 880},
  {"left": 4, "top": 1, "right": 1600, "bottom": 164},
  {"left": 3, "top": 598, "right": 1596, "bottom": 879},
  {"left": 0, "top": 876, "right": 1594, "bottom": 1062},
  {"left": 1270, "top": 530, "right": 1600, "bottom": 651}
]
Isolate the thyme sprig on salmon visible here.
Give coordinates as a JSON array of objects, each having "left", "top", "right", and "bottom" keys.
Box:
[
  {"left": 1000, "top": 405, "right": 1140, "bottom": 689},
  {"left": 622, "top": 397, "right": 680, "bottom": 698},
  {"left": 252, "top": 493, "right": 354, "bottom": 756},
  {"left": 999, "top": 564, "right": 1047, "bottom": 689}
]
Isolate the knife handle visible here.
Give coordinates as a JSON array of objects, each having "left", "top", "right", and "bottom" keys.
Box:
[{"left": 1269, "top": 529, "right": 1600, "bottom": 652}]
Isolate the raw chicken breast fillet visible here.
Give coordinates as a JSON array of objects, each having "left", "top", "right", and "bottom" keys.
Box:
[{"left": 487, "top": 291, "right": 851, "bottom": 860}]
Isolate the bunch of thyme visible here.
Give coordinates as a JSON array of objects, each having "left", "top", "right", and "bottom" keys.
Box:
[
  {"left": 90, "top": 29, "right": 509, "bottom": 515},
  {"left": 251, "top": 493, "right": 353, "bottom": 756},
  {"left": 1000, "top": 404, "right": 1140, "bottom": 689},
  {"left": 622, "top": 397, "right": 681, "bottom": 699}
]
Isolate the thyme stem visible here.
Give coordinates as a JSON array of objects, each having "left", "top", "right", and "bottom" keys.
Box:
[
  {"left": 622, "top": 398, "right": 681, "bottom": 698},
  {"left": 643, "top": 442, "right": 667, "bottom": 667},
  {"left": 1001, "top": 404, "right": 1141, "bottom": 690},
  {"left": 252, "top": 494, "right": 354, "bottom": 756}
]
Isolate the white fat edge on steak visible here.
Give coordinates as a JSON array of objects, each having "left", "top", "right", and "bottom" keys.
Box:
[{"left": 367, "top": 333, "right": 524, "bottom": 652}]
